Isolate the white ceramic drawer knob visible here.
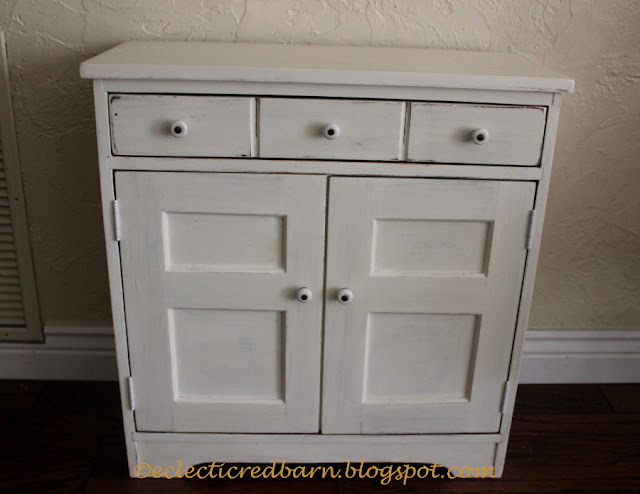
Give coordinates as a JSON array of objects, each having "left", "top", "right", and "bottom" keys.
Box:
[
  {"left": 471, "top": 128, "right": 489, "bottom": 145},
  {"left": 337, "top": 288, "right": 353, "bottom": 304},
  {"left": 170, "top": 120, "right": 188, "bottom": 138},
  {"left": 296, "top": 287, "right": 312, "bottom": 303},
  {"left": 323, "top": 123, "right": 341, "bottom": 140}
]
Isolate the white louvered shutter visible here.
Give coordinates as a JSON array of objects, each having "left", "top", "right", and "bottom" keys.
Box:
[{"left": 0, "top": 32, "right": 41, "bottom": 341}]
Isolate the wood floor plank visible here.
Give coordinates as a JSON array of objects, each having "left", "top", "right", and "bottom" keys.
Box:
[
  {"left": 601, "top": 384, "right": 640, "bottom": 412},
  {"left": 0, "top": 379, "right": 45, "bottom": 411},
  {"left": 0, "top": 381, "right": 638, "bottom": 493},
  {"left": 513, "top": 384, "right": 613, "bottom": 415},
  {"left": 0, "top": 427, "right": 99, "bottom": 493}
]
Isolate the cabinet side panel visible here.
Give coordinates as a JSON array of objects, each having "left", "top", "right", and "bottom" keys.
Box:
[{"left": 93, "top": 80, "right": 139, "bottom": 472}]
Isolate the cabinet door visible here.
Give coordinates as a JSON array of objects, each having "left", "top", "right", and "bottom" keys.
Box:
[
  {"left": 116, "top": 172, "right": 326, "bottom": 433},
  {"left": 322, "top": 177, "right": 535, "bottom": 433}
]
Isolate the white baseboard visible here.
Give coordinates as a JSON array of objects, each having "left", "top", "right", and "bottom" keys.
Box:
[
  {"left": 0, "top": 325, "right": 117, "bottom": 381},
  {"left": 0, "top": 326, "right": 638, "bottom": 383},
  {"left": 519, "top": 329, "right": 640, "bottom": 383}
]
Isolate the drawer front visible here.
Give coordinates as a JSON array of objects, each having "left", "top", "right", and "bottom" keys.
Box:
[
  {"left": 109, "top": 94, "right": 252, "bottom": 157},
  {"left": 408, "top": 103, "right": 546, "bottom": 166},
  {"left": 259, "top": 98, "right": 404, "bottom": 161}
]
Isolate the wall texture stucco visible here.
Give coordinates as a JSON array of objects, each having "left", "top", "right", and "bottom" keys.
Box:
[{"left": 0, "top": 0, "right": 638, "bottom": 330}]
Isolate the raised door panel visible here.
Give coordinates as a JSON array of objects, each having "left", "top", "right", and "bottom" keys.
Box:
[
  {"left": 116, "top": 172, "right": 326, "bottom": 433},
  {"left": 322, "top": 177, "right": 535, "bottom": 433}
]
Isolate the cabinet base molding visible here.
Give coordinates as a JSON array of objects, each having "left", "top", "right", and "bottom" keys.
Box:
[{"left": 133, "top": 433, "right": 502, "bottom": 476}]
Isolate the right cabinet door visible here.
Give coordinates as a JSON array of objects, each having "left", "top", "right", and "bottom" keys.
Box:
[{"left": 322, "top": 177, "right": 535, "bottom": 434}]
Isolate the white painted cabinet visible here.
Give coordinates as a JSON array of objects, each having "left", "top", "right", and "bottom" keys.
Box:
[{"left": 81, "top": 41, "right": 572, "bottom": 477}]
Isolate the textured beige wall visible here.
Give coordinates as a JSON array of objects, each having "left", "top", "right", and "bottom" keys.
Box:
[{"left": 0, "top": 0, "right": 638, "bottom": 330}]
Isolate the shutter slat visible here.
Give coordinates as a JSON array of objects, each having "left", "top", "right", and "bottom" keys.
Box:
[
  {"left": 0, "top": 317, "right": 26, "bottom": 326},
  {"left": 0, "top": 267, "right": 18, "bottom": 277},
  {"left": 0, "top": 283, "right": 21, "bottom": 291},
  {"left": 0, "top": 292, "right": 23, "bottom": 301},
  {"left": 0, "top": 308, "right": 24, "bottom": 316},
  {"left": 0, "top": 278, "right": 21, "bottom": 286}
]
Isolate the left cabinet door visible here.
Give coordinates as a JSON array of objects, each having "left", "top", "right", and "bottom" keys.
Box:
[{"left": 115, "top": 172, "right": 326, "bottom": 433}]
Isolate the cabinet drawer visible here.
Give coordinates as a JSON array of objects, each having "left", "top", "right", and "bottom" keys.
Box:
[
  {"left": 259, "top": 98, "right": 404, "bottom": 161},
  {"left": 407, "top": 103, "right": 546, "bottom": 166},
  {"left": 109, "top": 94, "right": 252, "bottom": 157}
]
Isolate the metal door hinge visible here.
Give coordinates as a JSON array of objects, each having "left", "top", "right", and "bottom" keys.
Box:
[
  {"left": 112, "top": 200, "right": 121, "bottom": 241},
  {"left": 127, "top": 376, "right": 135, "bottom": 411},
  {"left": 501, "top": 380, "right": 515, "bottom": 413},
  {"left": 526, "top": 210, "right": 536, "bottom": 250}
]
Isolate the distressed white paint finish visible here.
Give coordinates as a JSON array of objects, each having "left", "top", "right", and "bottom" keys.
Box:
[
  {"left": 91, "top": 80, "right": 140, "bottom": 472},
  {"left": 101, "top": 79, "right": 555, "bottom": 106},
  {"left": 80, "top": 41, "right": 574, "bottom": 93},
  {"left": 364, "top": 313, "right": 479, "bottom": 402},
  {"left": 106, "top": 156, "right": 545, "bottom": 180},
  {"left": 134, "top": 433, "right": 499, "bottom": 470},
  {"left": 170, "top": 309, "right": 285, "bottom": 402},
  {"left": 322, "top": 177, "right": 535, "bottom": 434},
  {"left": 116, "top": 171, "right": 326, "bottom": 433},
  {"left": 164, "top": 212, "right": 284, "bottom": 272},
  {"left": 372, "top": 219, "right": 492, "bottom": 276},
  {"left": 81, "top": 41, "right": 573, "bottom": 477},
  {"left": 259, "top": 98, "right": 404, "bottom": 161},
  {"left": 408, "top": 103, "right": 547, "bottom": 166},
  {"left": 492, "top": 97, "right": 563, "bottom": 476},
  {"left": 109, "top": 94, "right": 252, "bottom": 157}
]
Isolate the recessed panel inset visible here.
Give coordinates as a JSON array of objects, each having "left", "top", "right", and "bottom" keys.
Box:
[
  {"left": 170, "top": 309, "right": 284, "bottom": 403},
  {"left": 164, "top": 212, "right": 285, "bottom": 272},
  {"left": 372, "top": 219, "right": 492, "bottom": 276},
  {"left": 364, "top": 313, "right": 479, "bottom": 403}
]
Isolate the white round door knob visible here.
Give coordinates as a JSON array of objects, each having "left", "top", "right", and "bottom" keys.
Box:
[
  {"left": 337, "top": 288, "right": 353, "bottom": 304},
  {"left": 471, "top": 128, "right": 489, "bottom": 145},
  {"left": 296, "top": 287, "right": 312, "bottom": 303},
  {"left": 323, "top": 123, "right": 341, "bottom": 140},
  {"left": 170, "top": 120, "right": 188, "bottom": 138}
]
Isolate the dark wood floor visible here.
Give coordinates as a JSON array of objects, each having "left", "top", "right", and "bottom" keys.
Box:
[{"left": 0, "top": 381, "right": 638, "bottom": 493}]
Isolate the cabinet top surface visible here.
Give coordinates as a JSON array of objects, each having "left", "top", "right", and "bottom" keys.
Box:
[{"left": 80, "top": 41, "right": 573, "bottom": 93}]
